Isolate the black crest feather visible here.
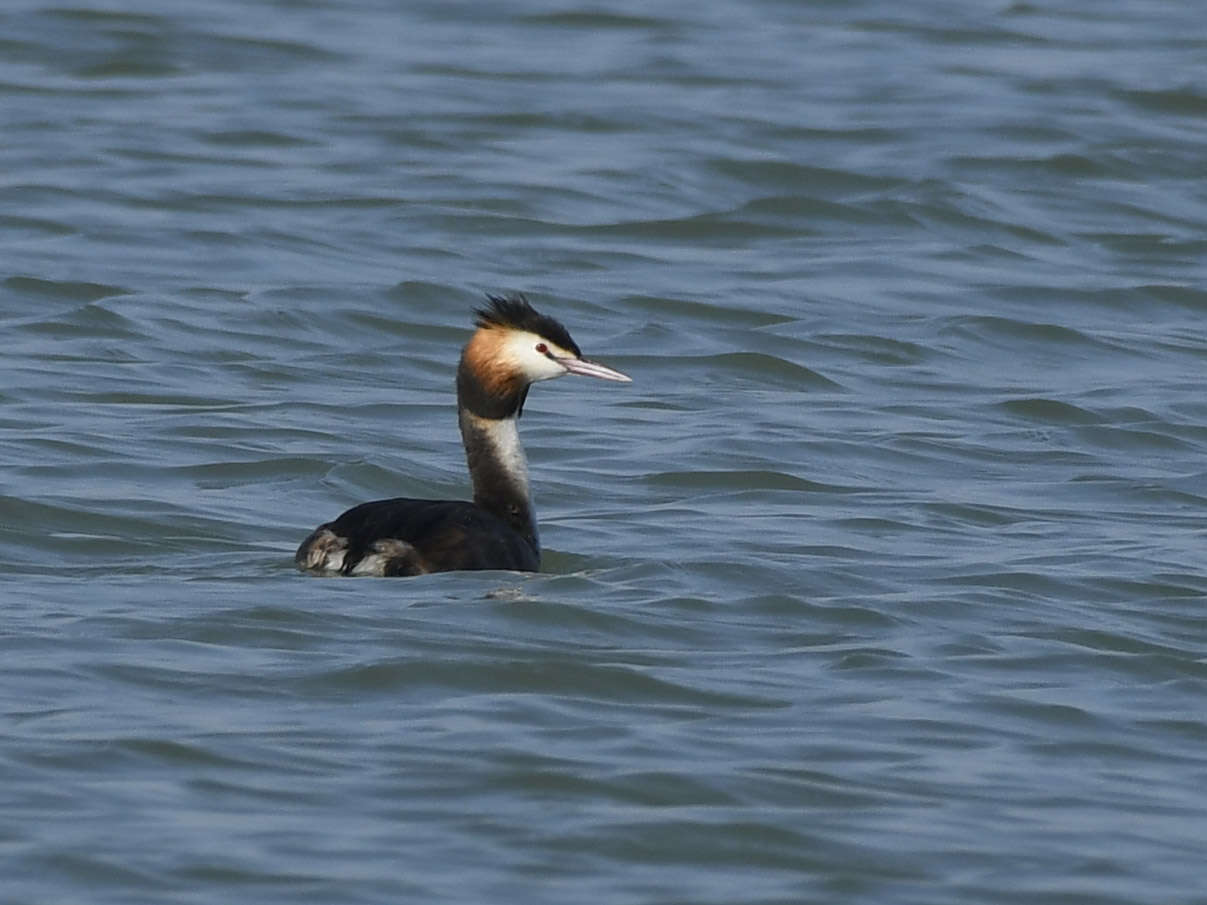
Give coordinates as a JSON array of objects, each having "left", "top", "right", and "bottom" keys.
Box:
[{"left": 474, "top": 294, "right": 581, "bottom": 358}]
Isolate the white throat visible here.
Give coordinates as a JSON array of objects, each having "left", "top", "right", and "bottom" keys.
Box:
[
  {"left": 458, "top": 409, "right": 534, "bottom": 516},
  {"left": 478, "top": 415, "right": 529, "bottom": 494}
]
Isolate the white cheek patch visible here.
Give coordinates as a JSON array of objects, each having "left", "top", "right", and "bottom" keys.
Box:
[{"left": 502, "top": 331, "right": 571, "bottom": 382}]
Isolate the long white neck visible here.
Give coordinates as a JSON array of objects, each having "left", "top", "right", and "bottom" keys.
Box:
[{"left": 459, "top": 410, "right": 538, "bottom": 552}]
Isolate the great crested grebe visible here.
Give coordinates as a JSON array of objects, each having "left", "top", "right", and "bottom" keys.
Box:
[{"left": 296, "top": 294, "right": 631, "bottom": 576}]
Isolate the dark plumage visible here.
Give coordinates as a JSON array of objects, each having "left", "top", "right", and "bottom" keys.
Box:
[
  {"left": 475, "top": 294, "right": 581, "bottom": 357},
  {"left": 295, "top": 293, "right": 630, "bottom": 577},
  {"left": 296, "top": 498, "right": 539, "bottom": 576}
]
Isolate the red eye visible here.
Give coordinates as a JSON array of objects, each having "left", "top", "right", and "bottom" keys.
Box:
[{"left": 535, "top": 343, "right": 548, "bottom": 354}]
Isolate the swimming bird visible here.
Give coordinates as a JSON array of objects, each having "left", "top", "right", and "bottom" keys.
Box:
[{"left": 296, "top": 294, "right": 631, "bottom": 576}]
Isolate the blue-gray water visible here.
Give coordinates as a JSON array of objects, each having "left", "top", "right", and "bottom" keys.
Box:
[{"left": 3, "top": 1, "right": 1206, "bottom": 902}]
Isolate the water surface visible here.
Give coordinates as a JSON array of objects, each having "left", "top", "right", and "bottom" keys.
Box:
[{"left": 3, "top": 1, "right": 1207, "bottom": 902}]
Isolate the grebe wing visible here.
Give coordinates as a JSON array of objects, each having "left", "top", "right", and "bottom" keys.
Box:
[{"left": 296, "top": 498, "right": 539, "bottom": 576}]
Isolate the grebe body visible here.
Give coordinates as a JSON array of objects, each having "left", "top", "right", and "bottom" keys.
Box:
[{"left": 296, "top": 295, "right": 630, "bottom": 576}]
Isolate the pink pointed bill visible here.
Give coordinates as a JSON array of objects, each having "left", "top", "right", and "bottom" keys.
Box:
[{"left": 557, "top": 357, "right": 632, "bottom": 382}]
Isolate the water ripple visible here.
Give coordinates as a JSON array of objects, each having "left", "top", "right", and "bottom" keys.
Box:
[{"left": 4, "top": 0, "right": 1207, "bottom": 902}]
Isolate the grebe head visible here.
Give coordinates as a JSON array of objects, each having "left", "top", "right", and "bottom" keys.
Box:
[{"left": 464, "top": 295, "right": 631, "bottom": 392}]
